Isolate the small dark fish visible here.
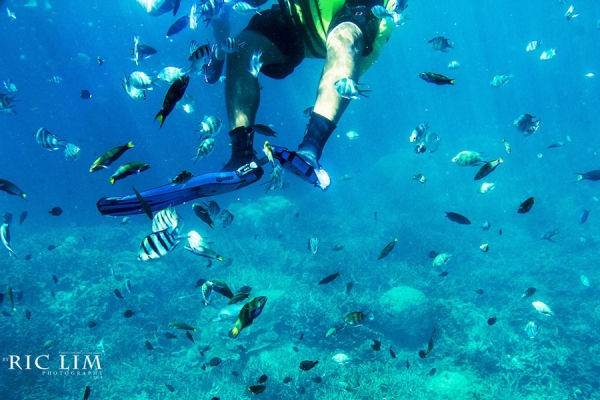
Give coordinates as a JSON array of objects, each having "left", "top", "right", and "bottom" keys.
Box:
[
  {"left": 580, "top": 209, "right": 590, "bottom": 224},
  {"left": 19, "top": 211, "right": 28, "bottom": 225},
  {"left": 90, "top": 142, "right": 134, "bottom": 172},
  {"left": 123, "top": 309, "right": 135, "bottom": 318},
  {"left": 248, "top": 385, "right": 266, "bottom": 395},
  {"left": 283, "top": 377, "right": 292, "bottom": 384},
  {"left": 522, "top": 287, "right": 536, "bottom": 298},
  {"left": 170, "top": 170, "right": 194, "bottom": 186},
  {"left": 203, "top": 200, "right": 221, "bottom": 216},
  {"left": 192, "top": 203, "right": 215, "bottom": 228},
  {"left": 165, "top": 15, "right": 190, "bottom": 38},
  {"left": 83, "top": 386, "right": 91, "bottom": 400},
  {"left": 445, "top": 212, "right": 471, "bottom": 225},
  {"left": 80, "top": 89, "right": 92, "bottom": 99},
  {"left": 439, "top": 271, "right": 449, "bottom": 277},
  {"left": 418, "top": 72, "right": 455, "bottom": 85},
  {"left": 2, "top": 212, "right": 12, "bottom": 224},
  {"left": 257, "top": 374, "right": 268, "bottom": 384},
  {"left": 114, "top": 289, "right": 124, "bottom": 299},
  {"left": 209, "top": 357, "right": 222, "bottom": 367},
  {"left": 406, "top": 358, "right": 410, "bottom": 369},
  {"left": 155, "top": 76, "right": 190, "bottom": 129},
  {"left": 346, "top": 282, "right": 354, "bottom": 295},
  {"left": 237, "top": 285, "right": 252, "bottom": 294},
  {"left": 518, "top": 197, "right": 534, "bottom": 214},
  {"left": 429, "top": 368, "right": 437, "bottom": 376},
  {"left": 220, "top": 209, "right": 234, "bottom": 228},
  {"left": 548, "top": 142, "right": 565, "bottom": 149},
  {"left": 145, "top": 340, "right": 154, "bottom": 350},
  {"left": 164, "top": 332, "right": 177, "bottom": 339},
  {"left": 374, "top": 211, "right": 378, "bottom": 221},
  {"left": 474, "top": 158, "right": 503, "bottom": 181},
  {"left": 252, "top": 124, "right": 277, "bottom": 137},
  {"left": 378, "top": 238, "right": 398, "bottom": 260},
  {"left": 429, "top": 250, "right": 439, "bottom": 258},
  {"left": 318, "top": 272, "right": 341, "bottom": 285},
  {"left": 475, "top": 289, "right": 484, "bottom": 295},
  {"left": 299, "top": 360, "right": 318, "bottom": 371},
  {"left": 575, "top": 170, "right": 600, "bottom": 182},
  {"left": 52, "top": 275, "right": 58, "bottom": 283},
  {"left": 371, "top": 339, "right": 381, "bottom": 351},
  {"left": 47, "top": 245, "right": 58, "bottom": 251},
  {"left": 185, "top": 331, "right": 195, "bottom": 343},
  {"left": 292, "top": 346, "right": 299, "bottom": 352},
  {"left": 428, "top": 36, "right": 453, "bottom": 52},
  {"left": 1, "top": 310, "right": 11, "bottom": 317},
  {"left": 498, "top": 229, "right": 503, "bottom": 235},
  {"left": 48, "top": 206, "right": 63, "bottom": 216},
  {"left": 389, "top": 345, "right": 397, "bottom": 358},
  {"left": 0, "top": 292, "right": 3, "bottom": 305},
  {"left": 24, "top": 254, "right": 32, "bottom": 261},
  {"left": 312, "top": 376, "right": 323, "bottom": 383},
  {"left": 232, "top": 371, "right": 239, "bottom": 377},
  {"left": 88, "top": 321, "right": 97, "bottom": 328},
  {"left": 298, "top": 332, "right": 304, "bottom": 340},
  {"left": 487, "top": 317, "right": 497, "bottom": 326},
  {"left": 25, "top": 309, "right": 31, "bottom": 320},
  {"left": 166, "top": 384, "right": 175, "bottom": 392}
]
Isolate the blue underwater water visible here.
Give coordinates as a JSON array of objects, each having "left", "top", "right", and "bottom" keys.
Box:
[{"left": 1, "top": 0, "right": 600, "bottom": 399}]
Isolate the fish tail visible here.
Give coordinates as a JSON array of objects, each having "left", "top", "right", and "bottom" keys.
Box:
[
  {"left": 154, "top": 111, "right": 165, "bottom": 129},
  {"left": 127, "top": 141, "right": 134, "bottom": 149},
  {"left": 449, "top": 79, "right": 456, "bottom": 85},
  {"left": 575, "top": 173, "right": 583, "bottom": 182},
  {"left": 109, "top": 177, "right": 115, "bottom": 185}
]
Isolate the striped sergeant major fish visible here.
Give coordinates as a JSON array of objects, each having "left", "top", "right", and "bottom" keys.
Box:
[
  {"left": 138, "top": 229, "right": 182, "bottom": 261},
  {"left": 151, "top": 205, "right": 182, "bottom": 233},
  {"left": 34, "top": 127, "right": 67, "bottom": 151}
]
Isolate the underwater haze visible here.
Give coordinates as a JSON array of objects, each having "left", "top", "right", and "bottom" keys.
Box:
[{"left": 1, "top": 0, "right": 600, "bottom": 399}]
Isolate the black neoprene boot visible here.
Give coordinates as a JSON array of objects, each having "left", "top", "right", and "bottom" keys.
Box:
[
  {"left": 297, "top": 112, "right": 337, "bottom": 166},
  {"left": 221, "top": 126, "right": 255, "bottom": 171}
]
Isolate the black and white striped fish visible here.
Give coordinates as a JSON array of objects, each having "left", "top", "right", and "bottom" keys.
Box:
[
  {"left": 34, "top": 127, "right": 67, "bottom": 151},
  {"left": 151, "top": 206, "right": 182, "bottom": 233},
  {"left": 197, "top": 115, "right": 223, "bottom": 139},
  {"left": 220, "top": 37, "right": 246, "bottom": 53},
  {"left": 138, "top": 229, "right": 181, "bottom": 261},
  {"left": 1, "top": 223, "right": 17, "bottom": 258},
  {"left": 189, "top": 40, "right": 212, "bottom": 63}
]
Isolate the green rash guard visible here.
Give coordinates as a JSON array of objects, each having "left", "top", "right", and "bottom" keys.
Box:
[{"left": 278, "top": 0, "right": 397, "bottom": 75}]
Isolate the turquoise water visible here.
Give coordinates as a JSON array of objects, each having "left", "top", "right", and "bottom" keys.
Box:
[{"left": 1, "top": 0, "right": 599, "bottom": 399}]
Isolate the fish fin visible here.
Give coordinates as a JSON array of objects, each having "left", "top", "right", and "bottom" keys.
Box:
[
  {"left": 154, "top": 111, "right": 165, "bottom": 129},
  {"left": 449, "top": 79, "right": 456, "bottom": 85},
  {"left": 109, "top": 177, "right": 115, "bottom": 185},
  {"left": 574, "top": 173, "right": 583, "bottom": 182}
]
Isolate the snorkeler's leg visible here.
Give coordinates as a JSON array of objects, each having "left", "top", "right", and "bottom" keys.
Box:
[
  {"left": 221, "top": 29, "right": 285, "bottom": 171},
  {"left": 273, "top": 22, "right": 363, "bottom": 190}
]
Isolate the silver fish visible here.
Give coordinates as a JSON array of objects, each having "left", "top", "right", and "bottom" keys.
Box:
[
  {"left": 490, "top": 73, "right": 513, "bottom": 88},
  {"left": 1, "top": 223, "right": 17, "bottom": 258},
  {"left": 192, "top": 138, "right": 216, "bottom": 163},
  {"left": 220, "top": 37, "right": 246, "bottom": 53},
  {"left": 248, "top": 48, "right": 263, "bottom": 78},
  {"left": 201, "top": 280, "right": 214, "bottom": 305},
  {"left": 63, "top": 143, "right": 81, "bottom": 161},
  {"left": 334, "top": 77, "right": 370, "bottom": 99},
  {"left": 308, "top": 236, "right": 319, "bottom": 254},
  {"left": 580, "top": 275, "right": 590, "bottom": 287},
  {"left": 532, "top": 301, "right": 554, "bottom": 317},
  {"left": 524, "top": 321, "right": 539, "bottom": 339},
  {"left": 34, "top": 127, "right": 67, "bottom": 151}
]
